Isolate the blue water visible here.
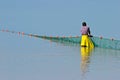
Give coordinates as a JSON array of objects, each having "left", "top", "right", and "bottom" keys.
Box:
[{"left": 0, "top": 33, "right": 120, "bottom": 80}]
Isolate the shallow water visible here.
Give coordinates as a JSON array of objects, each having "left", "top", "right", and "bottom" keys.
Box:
[{"left": 0, "top": 34, "right": 120, "bottom": 80}]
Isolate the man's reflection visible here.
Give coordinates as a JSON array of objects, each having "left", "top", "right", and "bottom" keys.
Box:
[{"left": 80, "top": 47, "right": 94, "bottom": 79}]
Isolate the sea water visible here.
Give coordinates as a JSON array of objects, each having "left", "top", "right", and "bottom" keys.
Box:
[{"left": 0, "top": 33, "right": 120, "bottom": 80}]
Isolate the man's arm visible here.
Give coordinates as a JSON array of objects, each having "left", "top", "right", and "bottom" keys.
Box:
[{"left": 88, "top": 27, "right": 91, "bottom": 35}]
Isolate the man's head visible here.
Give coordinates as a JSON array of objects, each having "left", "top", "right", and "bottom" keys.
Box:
[{"left": 82, "top": 22, "right": 87, "bottom": 26}]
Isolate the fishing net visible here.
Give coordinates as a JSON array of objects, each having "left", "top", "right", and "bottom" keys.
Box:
[
  {"left": 35, "top": 35, "right": 81, "bottom": 46},
  {"left": 91, "top": 37, "right": 120, "bottom": 50},
  {"left": 35, "top": 35, "right": 120, "bottom": 50},
  {"left": 1, "top": 29, "right": 120, "bottom": 50}
]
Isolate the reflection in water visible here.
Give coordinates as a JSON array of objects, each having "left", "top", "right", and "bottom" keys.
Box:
[{"left": 80, "top": 47, "right": 94, "bottom": 80}]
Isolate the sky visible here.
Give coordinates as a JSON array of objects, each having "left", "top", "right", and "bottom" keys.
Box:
[{"left": 0, "top": 0, "right": 120, "bottom": 39}]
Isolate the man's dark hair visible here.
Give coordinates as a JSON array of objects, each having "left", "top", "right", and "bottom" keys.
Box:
[{"left": 82, "top": 22, "right": 87, "bottom": 26}]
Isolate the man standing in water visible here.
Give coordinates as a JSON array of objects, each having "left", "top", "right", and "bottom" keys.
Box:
[{"left": 80, "top": 22, "right": 94, "bottom": 47}]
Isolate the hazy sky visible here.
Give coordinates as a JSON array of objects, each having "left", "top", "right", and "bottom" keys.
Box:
[{"left": 0, "top": 0, "right": 120, "bottom": 38}]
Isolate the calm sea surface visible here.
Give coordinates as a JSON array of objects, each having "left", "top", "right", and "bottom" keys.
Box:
[{"left": 0, "top": 34, "right": 120, "bottom": 80}]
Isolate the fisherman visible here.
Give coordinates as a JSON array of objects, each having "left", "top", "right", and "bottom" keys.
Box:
[{"left": 80, "top": 22, "right": 94, "bottom": 48}]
